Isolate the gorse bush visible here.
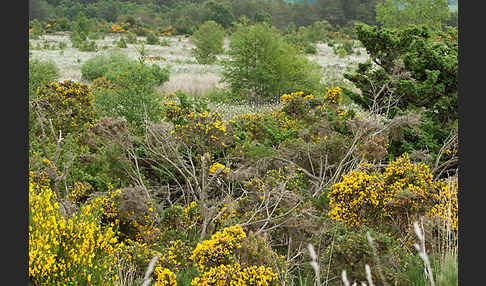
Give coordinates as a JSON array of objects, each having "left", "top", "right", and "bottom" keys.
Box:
[
  {"left": 29, "top": 177, "right": 123, "bottom": 285},
  {"left": 191, "top": 263, "right": 278, "bottom": 286},
  {"left": 191, "top": 20, "right": 225, "bottom": 64},
  {"left": 190, "top": 224, "right": 246, "bottom": 272},
  {"left": 189, "top": 225, "right": 280, "bottom": 285},
  {"left": 154, "top": 267, "right": 178, "bottom": 286},
  {"left": 32, "top": 80, "right": 96, "bottom": 135},
  {"left": 327, "top": 153, "right": 458, "bottom": 231},
  {"left": 222, "top": 22, "right": 323, "bottom": 103}
]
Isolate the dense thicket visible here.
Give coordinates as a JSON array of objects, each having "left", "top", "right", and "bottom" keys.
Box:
[{"left": 31, "top": 0, "right": 459, "bottom": 34}]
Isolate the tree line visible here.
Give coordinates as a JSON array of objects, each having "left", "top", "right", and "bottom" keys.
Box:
[{"left": 29, "top": 0, "right": 386, "bottom": 34}]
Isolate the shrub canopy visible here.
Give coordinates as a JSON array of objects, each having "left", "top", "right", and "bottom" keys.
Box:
[{"left": 222, "top": 22, "right": 323, "bottom": 103}]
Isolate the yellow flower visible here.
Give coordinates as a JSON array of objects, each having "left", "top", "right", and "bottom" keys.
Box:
[{"left": 209, "top": 163, "right": 229, "bottom": 175}]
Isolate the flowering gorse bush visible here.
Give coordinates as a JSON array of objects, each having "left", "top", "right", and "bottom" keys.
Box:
[
  {"left": 209, "top": 162, "right": 230, "bottom": 176},
  {"left": 188, "top": 225, "right": 281, "bottom": 285},
  {"left": 32, "top": 80, "right": 96, "bottom": 134},
  {"left": 29, "top": 178, "right": 123, "bottom": 285},
  {"left": 171, "top": 110, "right": 233, "bottom": 155},
  {"left": 190, "top": 263, "right": 278, "bottom": 286},
  {"left": 428, "top": 179, "right": 458, "bottom": 230},
  {"left": 324, "top": 86, "right": 342, "bottom": 105},
  {"left": 190, "top": 224, "right": 246, "bottom": 272},
  {"left": 327, "top": 153, "right": 458, "bottom": 231},
  {"left": 154, "top": 266, "right": 177, "bottom": 286},
  {"left": 157, "top": 240, "right": 193, "bottom": 273},
  {"left": 111, "top": 23, "right": 130, "bottom": 33},
  {"left": 280, "top": 91, "right": 316, "bottom": 119}
]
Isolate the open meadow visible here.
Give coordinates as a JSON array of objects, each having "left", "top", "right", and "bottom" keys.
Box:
[{"left": 30, "top": 32, "right": 369, "bottom": 118}]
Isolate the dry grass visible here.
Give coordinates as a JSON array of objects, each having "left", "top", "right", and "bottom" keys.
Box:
[
  {"left": 30, "top": 33, "right": 369, "bottom": 97},
  {"left": 209, "top": 102, "right": 282, "bottom": 121},
  {"left": 160, "top": 73, "right": 224, "bottom": 97}
]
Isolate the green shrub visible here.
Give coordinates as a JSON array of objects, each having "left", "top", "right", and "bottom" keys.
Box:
[
  {"left": 116, "top": 37, "right": 128, "bottom": 48},
  {"left": 81, "top": 51, "right": 132, "bottom": 81},
  {"left": 322, "top": 225, "right": 409, "bottom": 285},
  {"left": 343, "top": 24, "right": 458, "bottom": 162},
  {"left": 78, "top": 40, "right": 98, "bottom": 52},
  {"left": 29, "top": 58, "right": 59, "bottom": 99},
  {"left": 125, "top": 32, "right": 138, "bottom": 44},
  {"left": 284, "top": 32, "right": 318, "bottom": 55},
  {"left": 159, "top": 38, "right": 170, "bottom": 46},
  {"left": 344, "top": 24, "right": 458, "bottom": 126},
  {"left": 146, "top": 31, "right": 160, "bottom": 45},
  {"left": 29, "top": 19, "right": 44, "bottom": 39},
  {"left": 82, "top": 51, "right": 170, "bottom": 86},
  {"left": 191, "top": 20, "right": 225, "bottom": 64},
  {"left": 222, "top": 22, "right": 323, "bottom": 103},
  {"left": 85, "top": 53, "right": 170, "bottom": 126},
  {"left": 58, "top": 41, "right": 67, "bottom": 50}
]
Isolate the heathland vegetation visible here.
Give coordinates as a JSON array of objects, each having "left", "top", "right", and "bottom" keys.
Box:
[{"left": 29, "top": 0, "right": 458, "bottom": 285}]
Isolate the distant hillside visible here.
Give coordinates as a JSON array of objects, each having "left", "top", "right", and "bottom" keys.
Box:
[
  {"left": 285, "top": 0, "right": 456, "bottom": 11},
  {"left": 283, "top": 0, "right": 315, "bottom": 3}
]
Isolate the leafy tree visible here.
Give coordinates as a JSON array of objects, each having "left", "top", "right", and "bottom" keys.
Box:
[
  {"left": 222, "top": 22, "right": 322, "bottom": 102},
  {"left": 191, "top": 21, "right": 225, "bottom": 64},
  {"left": 376, "top": 0, "right": 450, "bottom": 31},
  {"left": 203, "top": 0, "right": 234, "bottom": 29}
]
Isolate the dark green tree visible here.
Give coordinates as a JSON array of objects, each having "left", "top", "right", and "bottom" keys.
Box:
[
  {"left": 95, "top": 0, "right": 121, "bottom": 22},
  {"left": 203, "top": 0, "right": 234, "bottom": 29},
  {"left": 343, "top": 24, "right": 458, "bottom": 162},
  {"left": 316, "top": 0, "right": 346, "bottom": 26}
]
